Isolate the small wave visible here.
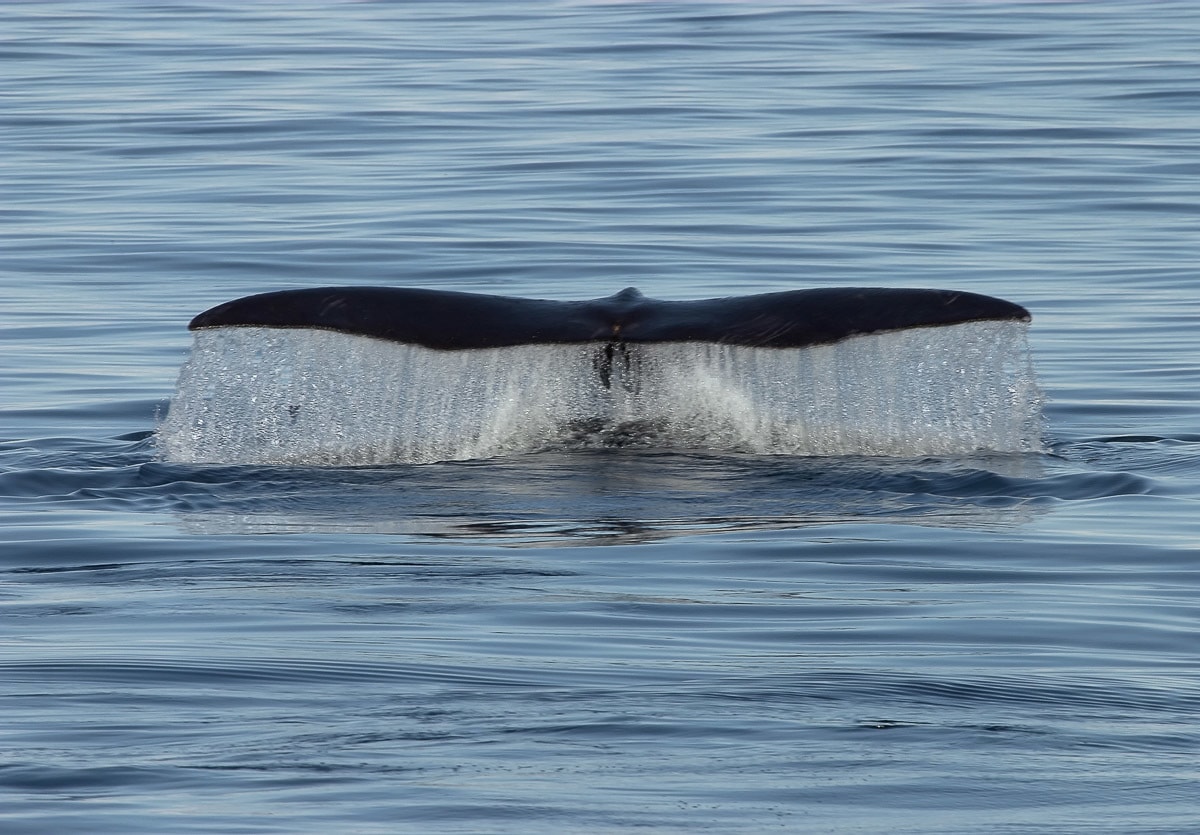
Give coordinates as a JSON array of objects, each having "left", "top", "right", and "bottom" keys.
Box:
[
  {"left": 709, "top": 668, "right": 1200, "bottom": 715},
  {"left": 0, "top": 655, "right": 642, "bottom": 689},
  {"left": 0, "top": 437, "right": 1174, "bottom": 542}
]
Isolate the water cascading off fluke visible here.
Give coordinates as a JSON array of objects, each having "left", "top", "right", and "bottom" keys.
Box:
[{"left": 157, "top": 288, "right": 1044, "bottom": 466}]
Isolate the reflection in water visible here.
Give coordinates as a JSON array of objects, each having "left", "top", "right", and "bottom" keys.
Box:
[{"left": 167, "top": 449, "right": 1050, "bottom": 542}]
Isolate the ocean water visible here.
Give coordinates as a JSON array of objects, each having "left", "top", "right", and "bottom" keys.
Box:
[{"left": 3, "top": 1, "right": 1200, "bottom": 832}]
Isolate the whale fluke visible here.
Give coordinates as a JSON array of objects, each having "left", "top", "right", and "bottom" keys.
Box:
[
  {"left": 189, "top": 286, "right": 1029, "bottom": 351},
  {"left": 163, "top": 286, "right": 1041, "bottom": 464}
]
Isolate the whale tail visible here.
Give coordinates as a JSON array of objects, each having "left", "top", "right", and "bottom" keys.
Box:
[
  {"left": 162, "top": 286, "right": 1041, "bottom": 464},
  {"left": 188, "top": 286, "right": 1030, "bottom": 389},
  {"left": 189, "top": 285, "right": 1029, "bottom": 351}
]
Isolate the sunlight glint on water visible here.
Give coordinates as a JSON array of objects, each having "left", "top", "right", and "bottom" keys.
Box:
[{"left": 157, "top": 320, "right": 1043, "bottom": 465}]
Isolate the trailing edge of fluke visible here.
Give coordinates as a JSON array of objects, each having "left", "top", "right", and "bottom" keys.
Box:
[{"left": 189, "top": 286, "right": 1030, "bottom": 352}]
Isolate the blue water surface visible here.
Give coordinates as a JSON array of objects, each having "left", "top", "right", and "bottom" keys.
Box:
[{"left": 3, "top": 2, "right": 1200, "bottom": 832}]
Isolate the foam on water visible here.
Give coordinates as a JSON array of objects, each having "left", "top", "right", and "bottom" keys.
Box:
[{"left": 156, "top": 322, "right": 1043, "bottom": 465}]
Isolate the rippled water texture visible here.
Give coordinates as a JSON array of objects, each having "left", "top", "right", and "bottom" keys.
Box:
[{"left": 4, "top": 2, "right": 1200, "bottom": 833}]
